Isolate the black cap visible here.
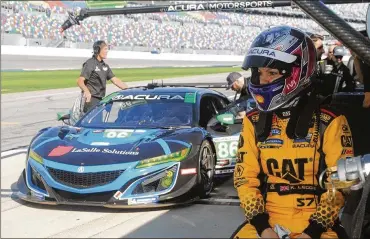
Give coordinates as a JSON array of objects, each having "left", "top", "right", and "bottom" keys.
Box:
[{"left": 226, "top": 72, "right": 243, "bottom": 90}]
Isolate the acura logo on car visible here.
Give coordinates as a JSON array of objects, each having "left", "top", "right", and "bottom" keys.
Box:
[{"left": 77, "top": 166, "right": 84, "bottom": 173}]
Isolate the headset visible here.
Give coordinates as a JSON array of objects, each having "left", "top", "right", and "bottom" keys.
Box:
[{"left": 93, "top": 40, "right": 106, "bottom": 56}]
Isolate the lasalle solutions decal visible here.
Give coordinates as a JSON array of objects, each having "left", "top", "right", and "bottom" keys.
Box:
[
  {"left": 48, "top": 145, "right": 139, "bottom": 156},
  {"left": 71, "top": 147, "right": 139, "bottom": 156}
]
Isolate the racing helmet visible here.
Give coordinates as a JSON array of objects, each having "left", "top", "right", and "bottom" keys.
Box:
[{"left": 242, "top": 26, "right": 317, "bottom": 112}]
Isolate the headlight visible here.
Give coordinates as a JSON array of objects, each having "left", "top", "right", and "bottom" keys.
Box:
[
  {"left": 29, "top": 149, "right": 43, "bottom": 164},
  {"left": 135, "top": 147, "right": 191, "bottom": 169},
  {"left": 132, "top": 164, "right": 178, "bottom": 195}
]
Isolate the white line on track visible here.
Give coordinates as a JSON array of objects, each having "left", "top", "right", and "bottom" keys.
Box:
[
  {"left": 200, "top": 198, "right": 240, "bottom": 203},
  {"left": 1, "top": 148, "right": 28, "bottom": 158}
]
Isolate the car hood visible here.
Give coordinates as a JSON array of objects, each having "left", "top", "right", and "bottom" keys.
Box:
[{"left": 31, "top": 127, "right": 197, "bottom": 166}]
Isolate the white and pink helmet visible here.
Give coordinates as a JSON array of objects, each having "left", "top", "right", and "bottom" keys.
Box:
[{"left": 242, "top": 26, "right": 317, "bottom": 112}]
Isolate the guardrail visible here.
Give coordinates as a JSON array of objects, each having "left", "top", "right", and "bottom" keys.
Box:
[
  {"left": 1, "top": 45, "right": 350, "bottom": 65},
  {"left": 1, "top": 45, "right": 245, "bottom": 62}
]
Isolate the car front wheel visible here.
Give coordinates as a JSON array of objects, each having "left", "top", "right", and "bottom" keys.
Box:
[{"left": 196, "top": 140, "right": 215, "bottom": 198}]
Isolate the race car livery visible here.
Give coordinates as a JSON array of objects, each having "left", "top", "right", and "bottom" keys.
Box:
[{"left": 17, "top": 85, "right": 247, "bottom": 207}]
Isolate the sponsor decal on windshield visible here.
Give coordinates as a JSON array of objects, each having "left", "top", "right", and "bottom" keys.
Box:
[
  {"left": 112, "top": 95, "right": 185, "bottom": 101},
  {"left": 120, "top": 100, "right": 147, "bottom": 110},
  {"left": 184, "top": 93, "right": 196, "bottom": 103}
]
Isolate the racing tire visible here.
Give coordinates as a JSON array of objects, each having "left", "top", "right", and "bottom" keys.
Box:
[{"left": 196, "top": 140, "right": 216, "bottom": 199}]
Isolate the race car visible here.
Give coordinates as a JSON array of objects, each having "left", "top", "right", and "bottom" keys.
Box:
[{"left": 16, "top": 83, "right": 251, "bottom": 208}]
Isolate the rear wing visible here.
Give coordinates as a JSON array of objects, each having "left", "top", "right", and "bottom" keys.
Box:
[
  {"left": 147, "top": 82, "right": 228, "bottom": 89},
  {"left": 146, "top": 76, "right": 252, "bottom": 89}
]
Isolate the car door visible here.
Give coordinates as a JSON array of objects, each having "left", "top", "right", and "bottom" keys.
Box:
[
  {"left": 198, "top": 95, "right": 219, "bottom": 129},
  {"left": 205, "top": 95, "right": 241, "bottom": 176}
]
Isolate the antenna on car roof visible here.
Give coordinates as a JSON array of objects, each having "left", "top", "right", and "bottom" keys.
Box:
[{"left": 147, "top": 79, "right": 159, "bottom": 89}]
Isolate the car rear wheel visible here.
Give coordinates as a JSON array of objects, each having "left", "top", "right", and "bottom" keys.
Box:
[{"left": 196, "top": 140, "right": 215, "bottom": 198}]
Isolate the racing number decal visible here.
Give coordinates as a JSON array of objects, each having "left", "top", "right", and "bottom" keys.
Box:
[
  {"left": 120, "top": 100, "right": 146, "bottom": 110},
  {"left": 120, "top": 101, "right": 133, "bottom": 109},
  {"left": 297, "top": 198, "right": 315, "bottom": 207},
  {"left": 104, "top": 130, "right": 134, "bottom": 138},
  {"left": 216, "top": 141, "right": 238, "bottom": 158}
]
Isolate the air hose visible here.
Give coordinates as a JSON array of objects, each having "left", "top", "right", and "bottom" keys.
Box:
[
  {"left": 350, "top": 177, "right": 370, "bottom": 238},
  {"left": 292, "top": 0, "right": 370, "bottom": 66},
  {"left": 322, "top": 154, "right": 370, "bottom": 238}
]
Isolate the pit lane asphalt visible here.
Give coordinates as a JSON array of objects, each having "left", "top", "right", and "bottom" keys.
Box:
[
  {"left": 1, "top": 73, "right": 248, "bottom": 238},
  {"left": 1, "top": 152, "right": 243, "bottom": 238}
]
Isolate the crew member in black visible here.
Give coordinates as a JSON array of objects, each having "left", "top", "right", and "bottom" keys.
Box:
[
  {"left": 225, "top": 72, "right": 253, "bottom": 117},
  {"left": 330, "top": 45, "right": 356, "bottom": 93},
  {"left": 226, "top": 72, "right": 248, "bottom": 99},
  {"left": 316, "top": 44, "right": 355, "bottom": 97},
  {"left": 77, "top": 40, "right": 128, "bottom": 112}
]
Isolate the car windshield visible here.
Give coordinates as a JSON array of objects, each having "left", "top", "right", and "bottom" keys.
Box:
[{"left": 77, "top": 99, "right": 194, "bottom": 128}]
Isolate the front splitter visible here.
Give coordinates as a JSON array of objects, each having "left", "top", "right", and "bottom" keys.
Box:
[{"left": 16, "top": 191, "right": 199, "bottom": 209}]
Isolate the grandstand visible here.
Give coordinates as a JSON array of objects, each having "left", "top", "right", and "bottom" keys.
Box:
[{"left": 1, "top": 1, "right": 368, "bottom": 55}]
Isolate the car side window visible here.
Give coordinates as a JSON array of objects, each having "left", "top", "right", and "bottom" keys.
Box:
[
  {"left": 221, "top": 98, "right": 230, "bottom": 108},
  {"left": 199, "top": 96, "right": 218, "bottom": 128},
  {"left": 213, "top": 96, "right": 229, "bottom": 111}
]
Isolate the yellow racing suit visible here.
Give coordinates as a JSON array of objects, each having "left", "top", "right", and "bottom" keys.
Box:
[{"left": 232, "top": 106, "right": 354, "bottom": 239}]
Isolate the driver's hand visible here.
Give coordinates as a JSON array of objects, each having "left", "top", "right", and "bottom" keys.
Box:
[
  {"left": 260, "top": 228, "right": 279, "bottom": 239},
  {"left": 297, "top": 233, "right": 312, "bottom": 239},
  {"left": 236, "top": 111, "right": 246, "bottom": 119},
  {"left": 83, "top": 91, "right": 92, "bottom": 103}
]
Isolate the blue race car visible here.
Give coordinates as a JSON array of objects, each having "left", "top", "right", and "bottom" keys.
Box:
[{"left": 17, "top": 83, "right": 250, "bottom": 208}]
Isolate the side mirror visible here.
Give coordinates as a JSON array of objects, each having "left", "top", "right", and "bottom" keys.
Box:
[
  {"left": 216, "top": 113, "right": 235, "bottom": 125},
  {"left": 57, "top": 112, "right": 71, "bottom": 125},
  {"left": 367, "top": 4, "right": 370, "bottom": 38}
]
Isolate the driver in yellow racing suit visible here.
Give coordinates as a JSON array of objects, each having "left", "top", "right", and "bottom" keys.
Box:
[{"left": 232, "top": 26, "right": 354, "bottom": 239}]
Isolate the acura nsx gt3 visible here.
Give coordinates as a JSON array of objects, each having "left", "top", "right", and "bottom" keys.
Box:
[{"left": 17, "top": 84, "right": 248, "bottom": 208}]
